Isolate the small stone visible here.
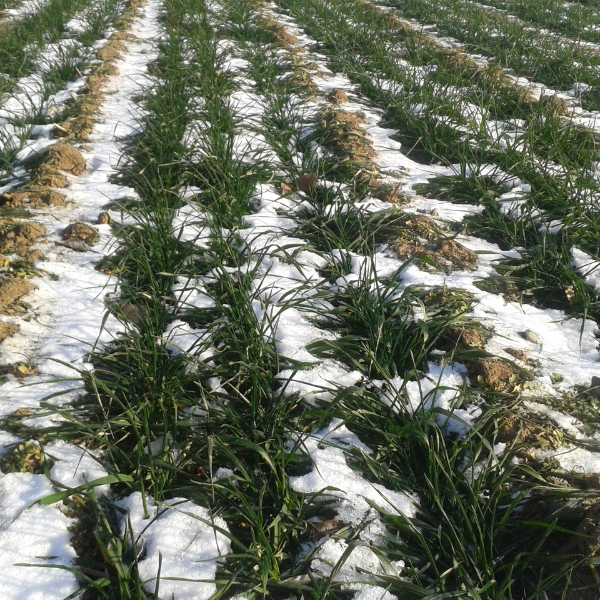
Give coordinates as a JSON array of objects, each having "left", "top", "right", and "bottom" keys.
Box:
[
  {"left": 55, "top": 240, "right": 92, "bottom": 252},
  {"left": 521, "top": 329, "right": 540, "bottom": 344}
]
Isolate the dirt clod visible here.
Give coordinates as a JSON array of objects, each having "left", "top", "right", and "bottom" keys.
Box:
[
  {"left": 97, "top": 40, "right": 126, "bottom": 61},
  {"left": 2, "top": 189, "right": 66, "bottom": 208},
  {"left": 0, "top": 279, "right": 35, "bottom": 310},
  {"left": 0, "top": 221, "right": 46, "bottom": 255},
  {"left": 62, "top": 221, "right": 99, "bottom": 243},
  {"left": 263, "top": 18, "right": 299, "bottom": 47},
  {"left": 448, "top": 327, "right": 484, "bottom": 348},
  {"left": 544, "top": 95, "right": 570, "bottom": 116},
  {"left": 46, "top": 144, "right": 86, "bottom": 175},
  {"left": 320, "top": 108, "right": 375, "bottom": 167},
  {"left": 0, "top": 441, "right": 44, "bottom": 474},
  {"left": 96, "top": 211, "right": 112, "bottom": 225},
  {"left": 296, "top": 173, "right": 318, "bottom": 195},
  {"left": 576, "top": 509, "right": 600, "bottom": 556},
  {"left": 370, "top": 181, "right": 405, "bottom": 204},
  {"left": 327, "top": 89, "right": 348, "bottom": 104},
  {"left": 35, "top": 170, "right": 69, "bottom": 188},
  {"left": 111, "top": 31, "right": 137, "bottom": 41},
  {"left": 436, "top": 240, "right": 477, "bottom": 269},
  {"left": 496, "top": 416, "right": 558, "bottom": 451},
  {"left": 393, "top": 234, "right": 476, "bottom": 272},
  {"left": 475, "top": 358, "right": 514, "bottom": 389},
  {"left": 405, "top": 216, "right": 440, "bottom": 238},
  {"left": 505, "top": 347, "right": 528, "bottom": 363},
  {"left": 328, "top": 109, "right": 366, "bottom": 129},
  {"left": 14, "top": 223, "right": 45, "bottom": 241},
  {"left": 0, "top": 321, "right": 19, "bottom": 342}
]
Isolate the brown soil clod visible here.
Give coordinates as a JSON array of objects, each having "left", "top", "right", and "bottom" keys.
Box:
[
  {"left": 296, "top": 173, "right": 318, "bottom": 195},
  {"left": 436, "top": 240, "right": 477, "bottom": 269},
  {"left": 576, "top": 508, "right": 600, "bottom": 556},
  {"left": 45, "top": 144, "right": 86, "bottom": 175},
  {"left": 405, "top": 216, "right": 440, "bottom": 237},
  {"left": 0, "top": 222, "right": 46, "bottom": 255},
  {"left": 0, "top": 441, "right": 44, "bottom": 474},
  {"left": 0, "top": 321, "right": 19, "bottom": 342},
  {"left": 14, "top": 222, "right": 45, "bottom": 241},
  {"left": 111, "top": 31, "right": 137, "bottom": 42},
  {"left": 96, "top": 211, "right": 112, "bottom": 225},
  {"left": 42, "top": 191, "right": 67, "bottom": 207},
  {"left": 326, "top": 109, "right": 366, "bottom": 130},
  {"left": 2, "top": 189, "right": 66, "bottom": 208},
  {"left": 62, "top": 221, "right": 99, "bottom": 243},
  {"left": 543, "top": 94, "right": 570, "bottom": 116},
  {"left": 474, "top": 358, "right": 514, "bottom": 389},
  {"left": 97, "top": 40, "right": 127, "bottom": 61},
  {"left": 0, "top": 279, "right": 35, "bottom": 311},
  {"left": 370, "top": 181, "right": 405, "bottom": 204},
  {"left": 263, "top": 18, "right": 299, "bottom": 48},
  {"left": 496, "top": 415, "right": 559, "bottom": 451},
  {"left": 320, "top": 108, "right": 375, "bottom": 168},
  {"left": 327, "top": 89, "right": 349, "bottom": 104},
  {"left": 35, "top": 169, "right": 69, "bottom": 188},
  {"left": 393, "top": 232, "right": 477, "bottom": 272},
  {"left": 394, "top": 238, "right": 427, "bottom": 259},
  {"left": 504, "top": 347, "right": 528, "bottom": 363},
  {"left": 448, "top": 327, "right": 484, "bottom": 349},
  {"left": 12, "top": 363, "right": 38, "bottom": 379}
]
